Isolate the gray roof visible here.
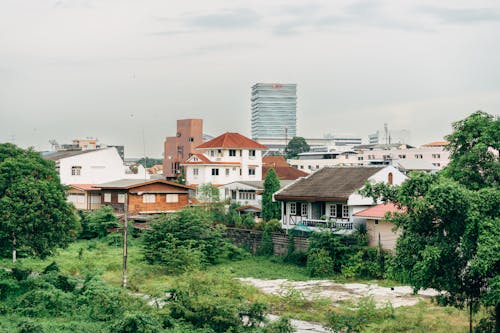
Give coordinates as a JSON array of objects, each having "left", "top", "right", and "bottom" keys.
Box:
[
  {"left": 275, "top": 166, "right": 384, "bottom": 201},
  {"left": 42, "top": 149, "right": 99, "bottom": 161}
]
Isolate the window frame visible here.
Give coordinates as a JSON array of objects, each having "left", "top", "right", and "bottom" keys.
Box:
[
  {"left": 342, "top": 205, "right": 349, "bottom": 218},
  {"left": 166, "top": 194, "right": 179, "bottom": 203},
  {"left": 117, "top": 193, "right": 126, "bottom": 204},
  {"left": 104, "top": 193, "right": 111, "bottom": 203},
  {"left": 289, "top": 202, "right": 297, "bottom": 215},
  {"left": 71, "top": 166, "right": 82, "bottom": 176},
  {"left": 211, "top": 168, "right": 219, "bottom": 176},
  {"left": 143, "top": 194, "right": 156, "bottom": 203},
  {"left": 301, "top": 203, "right": 308, "bottom": 217}
]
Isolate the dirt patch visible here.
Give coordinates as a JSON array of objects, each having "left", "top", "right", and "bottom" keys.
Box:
[{"left": 238, "top": 278, "right": 439, "bottom": 308}]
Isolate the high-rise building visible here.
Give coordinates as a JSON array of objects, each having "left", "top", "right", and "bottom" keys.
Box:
[
  {"left": 163, "top": 119, "right": 203, "bottom": 178},
  {"left": 251, "top": 83, "right": 297, "bottom": 140}
]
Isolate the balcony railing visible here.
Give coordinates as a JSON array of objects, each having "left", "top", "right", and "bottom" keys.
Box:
[{"left": 283, "top": 215, "right": 353, "bottom": 231}]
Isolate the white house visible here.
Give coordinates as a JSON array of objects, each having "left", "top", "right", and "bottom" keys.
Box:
[
  {"left": 273, "top": 166, "right": 406, "bottom": 233},
  {"left": 182, "top": 132, "right": 267, "bottom": 187},
  {"left": 43, "top": 147, "right": 149, "bottom": 185}
]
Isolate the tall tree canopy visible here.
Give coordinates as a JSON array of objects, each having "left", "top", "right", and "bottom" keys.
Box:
[
  {"left": 444, "top": 110, "right": 499, "bottom": 190},
  {"left": 0, "top": 143, "right": 78, "bottom": 260},
  {"left": 262, "top": 168, "right": 281, "bottom": 221},
  {"left": 286, "top": 136, "right": 310, "bottom": 159}
]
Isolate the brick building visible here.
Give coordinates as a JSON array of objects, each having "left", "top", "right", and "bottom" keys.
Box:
[{"left": 163, "top": 119, "right": 204, "bottom": 179}]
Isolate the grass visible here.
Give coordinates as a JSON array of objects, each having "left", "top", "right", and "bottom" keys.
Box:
[{"left": 0, "top": 237, "right": 477, "bottom": 332}]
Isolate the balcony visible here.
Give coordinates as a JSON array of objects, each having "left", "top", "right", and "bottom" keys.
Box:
[{"left": 282, "top": 215, "right": 354, "bottom": 232}]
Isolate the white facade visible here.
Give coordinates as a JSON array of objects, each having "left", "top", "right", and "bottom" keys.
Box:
[
  {"left": 289, "top": 146, "right": 449, "bottom": 173},
  {"left": 183, "top": 148, "right": 263, "bottom": 186},
  {"left": 52, "top": 148, "right": 149, "bottom": 185},
  {"left": 276, "top": 166, "right": 407, "bottom": 233},
  {"left": 220, "top": 182, "right": 262, "bottom": 208}
]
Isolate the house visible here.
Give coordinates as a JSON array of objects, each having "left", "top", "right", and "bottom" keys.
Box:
[
  {"left": 67, "top": 184, "right": 102, "bottom": 210},
  {"left": 220, "top": 180, "right": 295, "bottom": 214},
  {"left": 182, "top": 132, "right": 267, "bottom": 187},
  {"left": 273, "top": 166, "right": 406, "bottom": 233},
  {"left": 353, "top": 203, "right": 404, "bottom": 251},
  {"left": 97, "top": 179, "right": 193, "bottom": 215},
  {"left": 43, "top": 147, "right": 149, "bottom": 185}
]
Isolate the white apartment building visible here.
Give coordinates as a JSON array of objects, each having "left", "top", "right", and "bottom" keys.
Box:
[
  {"left": 288, "top": 142, "right": 450, "bottom": 174},
  {"left": 182, "top": 132, "right": 267, "bottom": 186}
]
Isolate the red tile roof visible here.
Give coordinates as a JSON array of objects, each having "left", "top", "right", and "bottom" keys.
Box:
[
  {"left": 70, "top": 184, "right": 100, "bottom": 191},
  {"left": 196, "top": 132, "right": 267, "bottom": 149},
  {"left": 262, "top": 156, "right": 288, "bottom": 167},
  {"left": 353, "top": 203, "right": 404, "bottom": 220},
  {"left": 262, "top": 166, "right": 308, "bottom": 180},
  {"left": 422, "top": 141, "right": 449, "bottom": 147}
]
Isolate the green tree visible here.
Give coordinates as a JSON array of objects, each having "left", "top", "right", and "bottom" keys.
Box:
[
  {"left": 286, "top": 136, "right": 310, "bottom": 159},
  {"left": 136, "top": 157, "right": 162, "bottom": 168},
  {"left": 197, "top": 183, "right": 220, "bottom": 204},
  {"left": 444, "top": 111, "right": 499, "bottom": 190},
  {"left": 360, "top": 173, "right": 499, "bottom": 332},
  {"left": 0, "top": 144, "right": 79, "bottom": 261},
  {"left": 79, "top": 206, "right": 120, "bottom": 239},
  {"left": 143, "top": 208, "right": 230, "bottom": 272},
  {"left": 262, "top": 168, "right": 281, "bottom": 221}
]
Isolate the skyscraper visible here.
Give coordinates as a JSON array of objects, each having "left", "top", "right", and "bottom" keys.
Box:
[{"left": 251, "top": 83, "right": 297, "bottom": 140}]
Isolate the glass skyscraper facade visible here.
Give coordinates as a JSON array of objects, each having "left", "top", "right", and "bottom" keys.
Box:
[{"left": 251, "top": 83, "right": 297, "bottom": 140}]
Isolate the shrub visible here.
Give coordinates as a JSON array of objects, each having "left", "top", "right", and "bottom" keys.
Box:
[
  {"left": 79, "top": 206, "right": 120, "bottom": 239},
  {"left": 110, "top": 312, "right": 163, "bottom": 333},
  {"left": 16, "top": 286, "right": 75, "bottom": 317},
  {"left": 307, "top": 248, "right": 333, "bottom": 277},
  {"left": 18, "top": 320, "right": 44, "bottom": 333}
]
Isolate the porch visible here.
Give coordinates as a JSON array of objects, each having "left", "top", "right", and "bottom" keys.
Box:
[{"left": 282, "top": 215, "right": 355, "bottom": 232}]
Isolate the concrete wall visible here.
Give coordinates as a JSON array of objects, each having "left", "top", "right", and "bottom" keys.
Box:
[{"left": 366, "top": 219, "right": 401, "bottom": 252}]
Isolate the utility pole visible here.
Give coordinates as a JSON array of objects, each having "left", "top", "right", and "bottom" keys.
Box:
[
  {"left": 122, "top": 193, "right": 128, "bottom": 288},
  {"left": 284, "top": 126, "right": 288, "bottom": 156}
]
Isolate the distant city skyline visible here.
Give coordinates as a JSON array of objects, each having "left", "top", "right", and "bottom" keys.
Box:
[{"left": 1, "top": 0, "right": 499, "bottom": 157}]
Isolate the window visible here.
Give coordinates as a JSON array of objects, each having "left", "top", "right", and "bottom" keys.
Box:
[
  {"left": 211, "top": 168, "right": 219, "bottom": 176},
  {"left": 68, "top": 194, "right": 84, "bottom": 204},
  {"left": 166, "top": 194, "right": 179, "bottom": 203},
  {"left": 225, "top": 168, "right": 230, "bottom": 176},
  {"left": 248, "top": 168, "right": 256, "bottom": 175},
  {"left": 104, "top": 193, "right": 111, "bottom": 203},
  {"left": 388, "top": 172, "right": 393, "bottom": 185},
  {"left": 217, "top": 149, "right": 222, "bottom": 157},
  {"left": 301, "top": 203, "right": 308, "bottom": 217},
  {"left": 117, "top": 193, "right": 125, "bottom": 203},
  {"left": 342, "top": 205, "right": 349, "bottom": 218},
  {"left": 398, "top": 154, "right": 406, "bottom": 159},
  {"left": 329, "top": 204, "right": 337, "bottom": 218},
  {"left": 289, "top": 202, "right": 297, "bottom": 215},
  {"left": 71, "top": 166, "right": 82, "bottom": 176},
  {"left": 358, "top": 157, "right": 364, "bottom": 161},
  {"left": 231, "top": 190, "right": 237, "bottom": 200},
  {"left": 238, "top": 190, "right": 255, "bottom": 200},
  {"left": 239, "top": 169, "right": 242, "bottom": 176},
  {"left": 193, "top": 168, "right": 199, "bottom": 176},
  {"left": 415, "top": 154, "right": 423, "bottom": 159},
  {"left": 432, "top": 154, "right": 441, "bottom": 159},
  {"left": 143, "top": 194, "right": 155, "bottom": 203},
  {"left": 188, "top": 137, "right": 194, "bottom": 142},
  {"left": 210, "top": 150, "right": 215, "bottom": 157},
  {"left": 229, "top": 149, "right": 236, "bottom": 156},
  {"left": 249, "top": 150, "right": 256, "bottom": 157}
]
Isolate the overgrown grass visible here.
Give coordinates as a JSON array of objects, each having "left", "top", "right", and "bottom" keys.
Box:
[{"left": 0, "top": 238, "right": 476, "bottom": 332}]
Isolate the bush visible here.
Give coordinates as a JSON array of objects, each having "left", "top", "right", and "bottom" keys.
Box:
[
  {"left": 18, "top": 320, "right": 44, "bottom": 333},
  {"left": 307, "top": 249, "right": 333, "bottom": 277},
  {"left": 144, "top": 208, "right": 233, "bottom": 272},
  {"left": 110, "top": 312, "right": 163, "bottom": 333},
  {"left": 16, "top": 286, "right": 75, "bottom": 317},
  {"left": 79, "top": 206, "right": 120, "bottom": 239}
]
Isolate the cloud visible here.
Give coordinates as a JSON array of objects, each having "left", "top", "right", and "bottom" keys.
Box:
[
  {"left": 421, "top": 6, "right": 500, "bottom": 24},
  {"left": 187, "top": 8, "right": 260, "bottom": 29}
]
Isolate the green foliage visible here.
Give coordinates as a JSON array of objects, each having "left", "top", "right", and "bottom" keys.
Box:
[
  {"left": 110, "top": 312, "right": 162, "bottom": 333},
  {"left": 197, "top": 183, "right": 220, "bottom": 203},
  {"left": 257, "top": 229, "right": 274, "bottom": 256},
  {"left": 18, "top": 320, "right": 45, "bottom": 333},
  {"left": 307, "top": 248, "right": 333, "bottom": 277},
  {"left": 167, "top": 271, "right": 268, "bottom": 332},
  {"left": 328, "top": 297, "right": 394, "bottom": 333},
  {"left": 286, "top": 136, "right": 310, "bottom": 159},
  {"left": 0, "top": 143, "right": 79, "bottom": 260},
  {"left": 136, "top": 157, "right": 163, "bottom": 169},
  {"left": 79, "top": 206, "right": 120, "bottom": 239},
  {"left": 307, "top": 232, "right": 352, "bottom": 273},
  {"left": 262, "top": 168, "right": 281, "bottom": 221},
  {"left": 143, "top": 208, "right": 233, "bottom": 272},
  {"left": 444, "top": 111, "right": 499, "bottom": 190}
]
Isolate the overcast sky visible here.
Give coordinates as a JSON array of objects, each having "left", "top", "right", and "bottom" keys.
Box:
[{"left": 1, "top": 0, "right": 499, "bottom": 157}]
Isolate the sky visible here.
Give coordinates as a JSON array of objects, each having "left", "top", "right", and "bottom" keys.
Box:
[{"left": 1, "top": 0, "right": 499, "bottom": 157}]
